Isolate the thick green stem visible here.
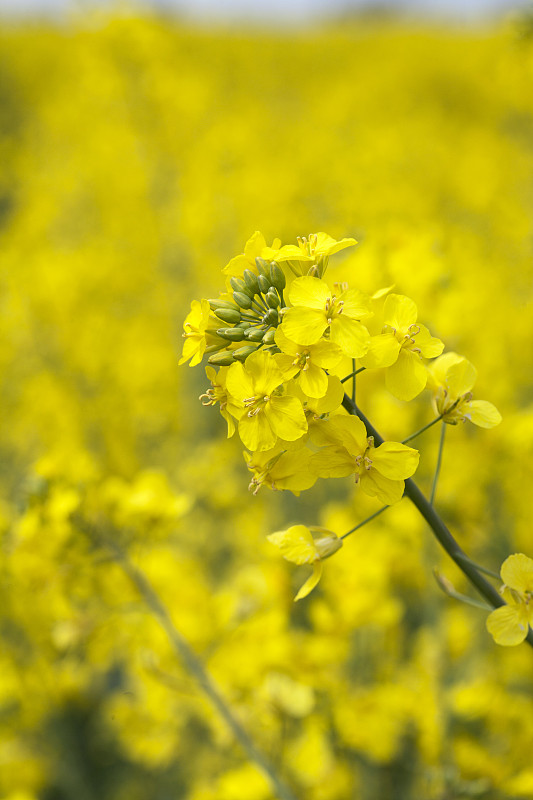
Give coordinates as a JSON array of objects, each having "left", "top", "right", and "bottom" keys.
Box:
[{"left": 341, "top": 394, "right": 533, "bottom": 649}]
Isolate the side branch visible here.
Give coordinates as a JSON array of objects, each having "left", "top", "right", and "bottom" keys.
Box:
[{"left": 341, "top": 393, "right": 533, "bottom": 649}]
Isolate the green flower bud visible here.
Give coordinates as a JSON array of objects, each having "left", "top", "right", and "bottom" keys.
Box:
[
  {"left": 233, "top": 345, "right": 258, "bottom": 362},
  {"left": 230, "top": 277, "right": 254, "bottom": 297},
  {"left": 236, "top": 320, "right": 252, "bottom": 329},
  {"left": 207, "top": 352, "right": 235, "bottom": 366},
  {"left": 244, "top": 326, "right": 267, "bottom": 342},
  {"left": 265, "top": 289, "right": 280, "bottom": 309},
  {"left": 216, "top": 327, "right": 246, "bottom": 342},
  {"left": 233, "top": 291, "right": 253, "bottom": 310},
  {"left": 243, "top": 269, "right": 259, "bottom": 294},
  {"left": 255, "top": 257, "right": 270, "bottom": 275},
  {"left": 208, "top": 299, "right": 239, "bottom": 311},
  {"left": 204, "top": 343, "right": 224, "bottom": 354},
  {"left": 262, "top": 308, "right": 279, "bottom": 326},
  {"left": 262, "top": 329, "right": 276, "bottom": 345},
  {"left": 215, "top": 307, "right": 242, "bottom": 324},
  {"left": 269, "top": 262, "right": 286, "bottom": 290},
  {"left": 257, "top": 274, "right": 271, "bottom": 294}
]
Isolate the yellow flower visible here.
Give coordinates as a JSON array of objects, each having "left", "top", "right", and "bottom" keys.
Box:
[
  {"left": 310, "top": 415, "right": 419, "bottom": 504},
  {"left": 244, "top": 445, "right": 317, "bottom": 495},
  {"left": 199, "top": 366, "right": 242, "bottom": 437},
  {"left": 226, "top": 350, "right": 307, "bottom": 451},
  {"left": 360, "top": 293, "right": 444, "bottom": 400},
  {"left": 271, "top": 232, "right": 357, "bottom": 278},
  {"left": 427, "top": 352, "right": 502, "bottom": 428},
  {"left": 222, "top": 231, "right": 282, "bottom": 277},
  {"left": 274, "top": 326, "right": 343, "bottom": 398},
  {"left": 178, "top": 299, "right": 211, "bottom": 366},
  {"left": 267, "top": 524, "right": 342, "bottom": 600},
  {"left": 281, "top": 276, "right": 371, "bottom": 358},
  {"left": 486, "top": 554, "right": 533, "bottom": 646}
]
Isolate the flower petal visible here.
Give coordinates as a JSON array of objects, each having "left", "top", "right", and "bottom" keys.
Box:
[
  {"left": 465, "top": 400, "right": 502, "bottom": 429},
  {"left": 386, "top": 348, "right": 427, "bottom": 401},
  {"left": 329, "top": 316, "right": 370, "bottom": 358},
  {"left": 384, "top": 293, "right": 417, "bottom": 329},
  {"left": 288, "top": 276, "right": 331, "bottom": 310},
  {"left": 486, "top": 604, "right": 529, "bottom": 646},
  {"left": 360, "top": 470, "right": 405, "bottom": 505},
  {"left": 239, "top": 410, "right": 277, "bottom": 451},
  {"left": 267, "top": 524, "right": 317, "bottom": 565},
  {"left": 295, "top": 561, "right": 323, "bottom": 601},
  {"left": 265, "top": 395, "right": 308, "bottom": 442},
  {"left": 310, "top": 446, "right": 356, "bottom": 478},
  {"left": 500, "top": 553, "right": 533, "bottom": 594},
  {"left": 360, "top": 333, "right": 400, "bottom": 369},
  {"left": 371, "top": 441, "right": 419, "bottom": 480},
  {"left": 298, "top": 362, "right": 329, "bottom": 398},
  {"left": 282, "top": 307, "right": 328, "bottom": 345}
]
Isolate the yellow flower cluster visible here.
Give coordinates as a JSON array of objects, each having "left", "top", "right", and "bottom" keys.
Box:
[{"left": 181, "top": 231, "right": 502, "bottom": 599}]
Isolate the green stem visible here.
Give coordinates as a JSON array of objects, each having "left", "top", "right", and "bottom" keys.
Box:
[
  {"left": 430, "top": 422, "right": 446, "bottom": 505},
  {"left": 351, "top": 359, "right": 356, "bottom": 403},
  {"left": 341, "top": 393, "right": 533, "bottom": 649},
  {"left": 341, "top": 504, "right": 388, "bottom": 539},
  {"left": 340, "top": 367, "right": 365, "bottom": 384},
  {"left": 86, "top": 528, "right": 299, "bottom": 800},
  {"left": 402, "top": 414, "right": 444, "bottom": 444},
  {"left": 455, "top": 553, "right": 500, "bottom": 580}
]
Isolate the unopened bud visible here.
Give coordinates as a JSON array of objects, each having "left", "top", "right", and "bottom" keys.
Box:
[
  {"left": 265, "top": 289, "right": 280, "bottom": 309},
  {"left": 243, "top": 269, "right": 259, "bottom": 295},
  {"left": 262, "top": 329, "right": 276, "bottom": 345},
  {"left": 255, "top": 257, "right": 270, "bottom": 275},
  {"left": 233, "top": 345, "right": 257, "bottom": 362},
  {"left": 215, "top": 307, "right": 241, "bottom": 324},
  {"left": 216, "top": 327, "right": 246, "bottom": 342},
  {"left": 262, "top": 308, "right": 279, "bottom": 326},
  {"left": 244, "top": 326, "right": 266, "bottom": 342},
  {"left": 269, "top": 262, "right": 286, "bottom": 290},
  {"left": 257, "top": 274, "right": 271, "bottom": 294},
  {"left": 233, "top": 291, "right": 253, "bottom": 310},
  {"left": 230, "top": 277, "right": 254, "bottom": 298},
  {"left": 208, "top": 299, "right": 239, "bottom": 312},
  {"left": 208, "top": 352, "right": 235, "bottom": 366},
  {"left": 310, "top": 527, "right": 342, "bottom": 559}
]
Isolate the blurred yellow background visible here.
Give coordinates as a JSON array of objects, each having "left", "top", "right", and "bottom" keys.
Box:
[{"left": 1, "top": 7, "right": 533, "bottom": 799}]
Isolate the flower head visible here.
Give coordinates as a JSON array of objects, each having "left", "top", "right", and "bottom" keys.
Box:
[
  {"left": 226, "top": 350, "right": 307, "bottom": 451},
  {"left": 310, "top": 415, "right": 419, "bottom": 504},
  {"left": 281, "top": 276, "right": 371, "bottom": 358},
  {"left": 267, "top": 524, "right": 342, "bottom": 600},
  {"left": 244, "top": 445, "right": 317, "bottom": 495},
  {"left": 486, "top": 554, "right": 533, "bottom": 646},
  {"left": 427, "top": 352, "right": 502, "bottom": 428},
  {"left": 360, "top": 293, "right": 444, "bottom": 400}
]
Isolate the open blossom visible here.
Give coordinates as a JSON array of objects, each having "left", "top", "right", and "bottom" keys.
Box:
[
  {"left": 427, "top": 352, "right": 502, "bottom": 428},
  {"left": 281, "top": 276, "right": 371, "bottom": 358},
  {"left": 179, "top": 299, "right": 212, "bottom": 366},
  {"left": 222, "top": 230, "right": 282, "bottom": 277},
  {"left": 310, "top": 415, "right": 419, "bottom": 505},
  {"left": 360, "top": 293, "right": 443, "bottom": 400},
  {"left": 267, "top": 524, "right": 342, "bottom": 600},
  {"left": 274, "top": 326, "right": 343, "bottom": 398},
  {"left": 486, "top": 554, "right": 533, "bottom": 646},
  {"left": 273, "top": 232, "right": 357, "bottom": 277},
  {"left": 244, "top": 445, "right": 317, "bottom": 495},
  {"left": 226, "top": 349, "right": 307, "bottom": 451}
]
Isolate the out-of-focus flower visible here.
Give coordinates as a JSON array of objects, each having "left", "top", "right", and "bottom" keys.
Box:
[
  {"left": 427, "top": 352, "right": 502, "bottom": 428},
  {"left": 267, "top": 524, "right": 342, "bottom": 600},
  {"left": 486, "top": 554, "right": 533, "bottom": 646}
]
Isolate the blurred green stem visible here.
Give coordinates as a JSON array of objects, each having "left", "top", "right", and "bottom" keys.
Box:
[
  {"left": 430, "top": 422, "right": 446, "bottom": 505},
  {"left": 85, "top": 528, "right": 299, "bottom": 800},
  {"left": 341, "top": 393, "right": 533, "bottom": 650}
]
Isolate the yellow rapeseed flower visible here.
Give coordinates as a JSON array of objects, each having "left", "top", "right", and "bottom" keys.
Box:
[
  {"left": 427, "top": 352, "right": 502, "bottom": 428},
  {"left": 274, "top": 326, "right": 343, "bottom": 398},
  {"left": 267, "top": 524, "right": 342, "bottom": 600},
  {"left": 360, "top": 293, "right": 443, "bottom": 400},
  {"left": 282, "top": 276, "right": 371, "bottom": 357},
  {"left": 486, "top": 554, "right": 533, "bottom": 646},
  {"left": 179, "top": 299, "right": 211, "bottom": 366},
  {"left": 310, "top": 415, "right": 419, "bottom": 504}
]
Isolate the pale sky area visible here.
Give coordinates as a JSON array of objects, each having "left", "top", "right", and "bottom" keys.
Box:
[{"left": 0, "top": 0, "right": 529, "bottom": 21}]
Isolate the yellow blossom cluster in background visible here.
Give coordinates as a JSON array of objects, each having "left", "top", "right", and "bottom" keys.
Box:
[{"left": 1, "top": 7, "right": 533, "bottom": 799}]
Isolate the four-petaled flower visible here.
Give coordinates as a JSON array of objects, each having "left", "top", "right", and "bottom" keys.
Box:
[
  {"left": 486, "top": 554, "right": 533, "bottom": 646},
  {"left": 226, "top": 350, "right": 308, "bottom": 451},
  {"left": 267, "top": 524, "right": 342, "bottom": 600},
  {"left": 427, "top": 352, "right": 502, "bottom": 428},
  {"left": 199, "top": 366, "right": 242, "bottom": 437},
  {"left": 282, "top": 276, "right": 371, "bottom": 358},
  {"left": 310, "top": 415, "right": 419, "bottom": 504},
  {"left": 244, "top": 444, "right": 317, "bottom": 495},
  {"left": 179, "top": 299, "right": 212, "bottom": 366},
  {"left": 360, "top": 293, "right": 444, "bottom": 400},
  {"left": 274, "top": 326, "right": 343, "bottom": 398}
]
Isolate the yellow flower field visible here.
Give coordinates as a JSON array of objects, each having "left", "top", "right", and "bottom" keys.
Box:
[{"left": 1, "top": 8, "right": 533, "bottom": 799}]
